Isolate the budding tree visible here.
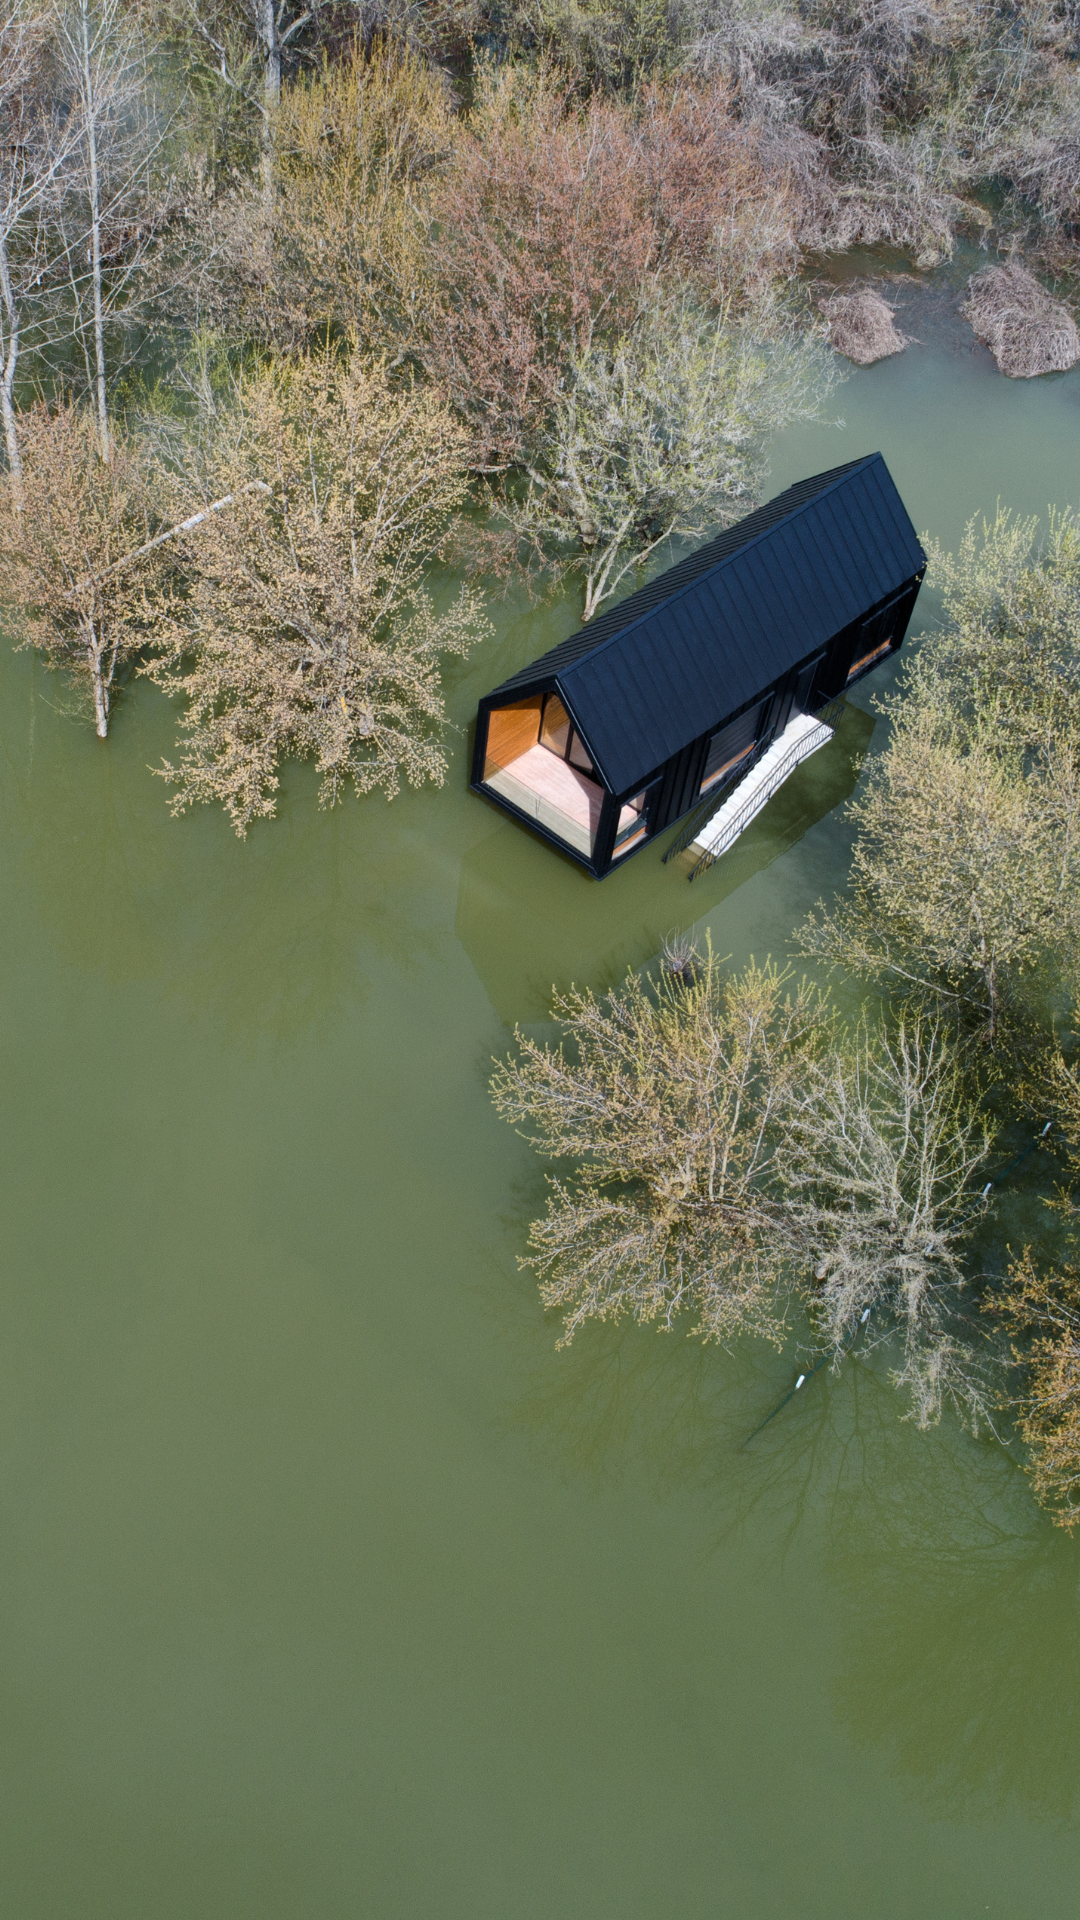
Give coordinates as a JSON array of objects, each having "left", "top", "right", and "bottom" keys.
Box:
[
  {"left": 166, "top": 1, "right": 378, "bottom": 192},
  {"left": 990, "top": 1248, "right": 1080, "bottom": 1528},
  {"left": 801, "top": 509, "right": 1080, "bottom": 1041},
  {"left": 150, "top": 347, "right": 489, "bottom": 834},
  {"left": 505, "top": 293, "right": 836, "bottom": 619},
  {"left": 493, "top": 943, "right": 995, "bottom": 1425},
  {"left": 0, "top": 401, "right": 165, "bottom": 736},
  {"left": 491, "top": 946, "right": 830, "bottom": 1349},
  {"left": 419, "top": 62, "right": 801, "bottom": 472},
  {"left": 250, "top": 42, "right": 450, "bottom": 351}
]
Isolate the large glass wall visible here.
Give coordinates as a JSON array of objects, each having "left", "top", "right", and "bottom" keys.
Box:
[
  {"left": 610, "top": 789, "right": 652, "bottom": 860},
  {"left": 482, "top": 693, "right": 605, "bottom": 861}
]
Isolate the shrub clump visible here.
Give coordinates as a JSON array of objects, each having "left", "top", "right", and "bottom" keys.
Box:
[
  {"left": 818, "top": 286, "right": 907, "bottom": 365},
  {"left": 962, "top": 264, "right": 1080, "bottom": 379}
]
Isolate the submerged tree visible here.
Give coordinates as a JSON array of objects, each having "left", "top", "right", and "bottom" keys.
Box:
[
  {"left": 504, "top": 290, "right": 835, "bottom": 619},
  {"left": 784, "top": 1016, "right": 995, "bottom": 1428},
  {"left": 990, "top": 1249, "right": 1080, "bottom": 1528},
  {"left": 150, "top": 347, "right": 488, "bottom": 834},
  {"left": 492, "top": 942, "right": 994, "bottom": 1426},
  {"left": 801, "top": 508, "right": 1080, "bottom": 1044},
  {"left": 0, "top": 401, "right": 164, "bottom": 736},
  {"left": 491, "top": 946, "right": 829, "bottom": 1348},
  {"left": 984, "top": 1048, "right": 1080, "bottom": 1525}
]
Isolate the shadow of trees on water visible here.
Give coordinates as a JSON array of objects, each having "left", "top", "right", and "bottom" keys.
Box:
[{"left": 490, "top": 1285, "right": 1080, "bottom": 1827}]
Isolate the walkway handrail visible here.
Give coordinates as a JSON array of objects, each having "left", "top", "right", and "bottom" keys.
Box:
[
  {"left": 661, "top": 736, "right": 770, "bottom": 863},
  {"left": 688, "top": 697, "right": 847, "bottom": 882},
  {"left": 662, "top": 697, "right": 846, "bottom": 868}
]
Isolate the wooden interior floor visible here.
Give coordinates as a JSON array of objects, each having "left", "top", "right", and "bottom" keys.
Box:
[{"left": 488, "top": 744, "right": 604, "bottom": 833}]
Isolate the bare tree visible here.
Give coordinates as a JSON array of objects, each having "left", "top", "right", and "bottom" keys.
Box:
[
  {"left": 148, "top": 346, "right": 489, "bottom": 834},
  {"left": 48, "top": 0, "right": 178, "bottom": 460},
  {"left": 783, "top": 1016, "right": 995, "bottom": 1428},
  {"left": 0, "top": 3, "right": 41, "bottom": 499},
  {"left": 0, "top": 2, "right": 83, "bottom": 502},
  {"left": 0, "top": 401, "right": 165, "bottom": 735}
]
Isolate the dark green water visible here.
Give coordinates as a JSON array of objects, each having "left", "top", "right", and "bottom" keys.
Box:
[{"left": 3, "top": 274, "right": 1080, "bottom": 1917}]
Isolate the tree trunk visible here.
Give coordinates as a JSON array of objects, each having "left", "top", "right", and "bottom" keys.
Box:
[
  {"left": 86, "top": 618, "right": 109, "bottom": 738},
  {"left": 78, "top": 0, "right": 110, "bottom": 463},
  {"left": 255, "top": 0, "right": 281, "bottom": 198},
  {"left": 0, "top": 237, "right": 22, "bottom": 510},
  {"left": 92, "top": 668, "right": 109, "bottom": 738}
]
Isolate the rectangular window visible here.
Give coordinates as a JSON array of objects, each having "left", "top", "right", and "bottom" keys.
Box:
[
  {"left": 612, "top": 790, "right": 650, "bottom": 859},
  {"left": 700, "top": 700, "right": 766, "bottom": 795},
  {"left": 847, "top": 636, "right": 893, "bottom": 679},
  {"left": 701, "top": 741, "right": 755, "bottom": 793},
  {"left": 847, "top": 590, "right": 911, "bottom": 683}
]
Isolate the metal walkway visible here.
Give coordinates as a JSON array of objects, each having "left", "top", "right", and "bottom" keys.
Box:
[{"left": 687, "top": 711, "right": 837, "bottom": 878}]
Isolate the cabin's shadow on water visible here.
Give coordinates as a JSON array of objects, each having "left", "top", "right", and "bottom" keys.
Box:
[{"left": 455, "top": 701, "right": 875, "bottom": 1026}]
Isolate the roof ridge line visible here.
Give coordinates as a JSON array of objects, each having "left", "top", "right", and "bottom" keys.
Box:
[{"left": 556, "top": 454, "right": 883, "bottom": 682}]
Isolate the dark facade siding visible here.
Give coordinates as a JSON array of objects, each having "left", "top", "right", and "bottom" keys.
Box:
[
  {"left": 482, "top": 454, "right": 925, "bottom": 796},
  {"left": 653, "top": 740, "right": 707, "bottom": 834},
  {"left": 471, "top": 454, "right": 924, "bottom": 877}
]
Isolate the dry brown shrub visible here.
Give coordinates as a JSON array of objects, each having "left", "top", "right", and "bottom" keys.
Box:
[
  {"left": 818, "top": 285, "right": 906, "bottom": 363},
  {"left": 417, "top": 65, "right": 800, "bottom": 469},
  {"left": 963, "top": 262, "right": 1080, "bottom": 378}
]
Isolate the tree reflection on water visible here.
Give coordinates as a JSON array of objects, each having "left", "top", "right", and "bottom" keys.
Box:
[{"left": 496, "top": 1293, "right": 1080, "bottom": 1825}]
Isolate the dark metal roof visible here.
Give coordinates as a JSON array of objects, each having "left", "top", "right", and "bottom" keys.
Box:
[{"left": 484, "top": 454, "right": 925, "bottom": 795}]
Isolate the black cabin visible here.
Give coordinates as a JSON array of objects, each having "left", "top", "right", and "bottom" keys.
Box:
[{"left": 470, "top": 453, "right": 926, "bottom": 878}]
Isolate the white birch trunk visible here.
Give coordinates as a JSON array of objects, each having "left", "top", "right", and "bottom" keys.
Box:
[
  {"left": 0, "top": 235, "right": 23, "bottom": 508},
  {"left": 79, "top": 0, "right": 110, "bottom": 463},
  {"left": 255, "top": 0, "right": 281, "bottom": 198},
  {"left": 85, "top": 616, "right": 109, "bottom": 737}
]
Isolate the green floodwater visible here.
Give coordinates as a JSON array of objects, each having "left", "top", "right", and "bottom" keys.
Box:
[{"left": 3, "top": 267, "right": 1080, "bottom": 1919}]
